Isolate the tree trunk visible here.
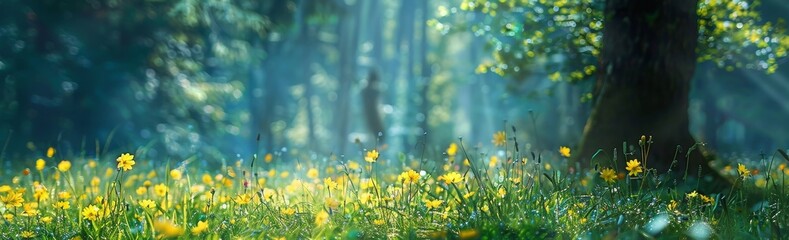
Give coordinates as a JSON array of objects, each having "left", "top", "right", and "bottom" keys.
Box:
[
  {"left": 577, "top": 0, "right": 713, "bottom": 176},
  {"left": 298, "top": 0, "right": 317, "bottom": 150},
  {"left": 402, "top": 0, "right": 417, "bottom": 150},
  {"left": 418, "top": 0, "right": 431, "bottom": 142},
  {"left": 334, "top": 1, "right": 361, "bottom": 154}
]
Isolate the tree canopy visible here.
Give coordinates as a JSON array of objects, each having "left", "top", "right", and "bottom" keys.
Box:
[{"left": 438, "top": 0, "right": 788, "bottom": 89}]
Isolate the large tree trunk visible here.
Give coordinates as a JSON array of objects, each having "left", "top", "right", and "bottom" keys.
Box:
[{"left": 577, "top": 0, "right": 714, "bottom": 176}]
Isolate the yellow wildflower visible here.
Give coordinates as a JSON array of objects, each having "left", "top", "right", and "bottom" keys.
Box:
[
  {"left": 154, "top": 219, "right": 184, "bottom": 238},
  {"left": 489, "top": 156, "right": 498, "bottom": 168},
  {"left": 226, "top": 167, "right": 236, "bottom": 178},
  {"left": 233, "top": 193, "right": 253, "bottom": 205},
  {"left": 1, "top": 190, "right": 24, "bottom": 208},
  {"left": 463, "top": 191, "right": 476, "bottom": 199},
  {"left": 47, "top": 147, "right": 55, "bottom": 158},
  {"left": 700, "top": 194, "right": 715, "bottom": 204},
  {"left": 191, "top": 221, "right": 208, "bottom": 236},
  {"left": 139, "top": 199, "right": 156, "bottom": 209},
  {"left": 756, "top": 178, "right": 767, "bottom": 188},
  {"left": 325, "top": 197, "right": 340, "bottom": 209},
  {"left": 324, "top": 178, "right": 339, "bottom": 190},
  {"left": 41, "top": 216, "right": 53, "bottom": 224},
  {"left": 360, "top": 179, "right": 376, "bottom": 190},
  {"left": 397, "top": 170, "right": 421, "bottom": 184},
  {"left": 36, "top": 159, "right": 46, "bottom": 171},
  {"left": 281, "top": 207, "right": 296, "bottom": 216},
  {"left": 446, "top": 143, "right": 458, "bottom": 157},
  {"left": 154, "top": 184, "right": 168, "bottom": 197},
  {"left": 438, "top": 172, "right": 463, "bottom": 185},
  {"left": 359, "top": 192, "right": 374, "bottom": 205},
  {"left": 307, "top": 168, "right": 319, "bottom": 179},
  {"left": 498, "top": 187, "right": 507, "bottom": 198},
  {"left": 459, "top": 229, "right": 480, "bottom": 240},
  {"left": 91, "top": 176, "right": 101, "bottom": 187},
  {"left": 365, "top": 150, "right": 379, "bottom": 163},
  {"left": 116, "top": 153, "right": 135, "bottom": 171},
  {"left": 264, "top": 153, "right": 273, "bottom": 163},
  {"left": 262, "top": 188, "right": 276, "bottom": 201},
  {"left": 492, "top": 131, "right": 506, "bottom": 146},
  {"left": 136, "top": 187, "right": 147, "bottom": 195},
  {"left": 33, "top": 186, "right": 48, "bottom": 201},
  {"left": 373, "top": 219, "right": 385, "bottom": 225},
  {"left": 625, "top": 159, "right": 643, "bottom": 176},
  {"left": 347, "top": 161, "right": 360, "bottom": 170},
  {"left": 667, "top": 199, "right": 679, "bottom": 211},
  {"left": 424, "top": 199, "right": 443, "bottom": 210},
  {"left": 20, "top": 230, "right": 36, "bottom": 239},
  {"left": 170, "top": 169, "right": 182, "bottom": 180},
  {"left": 202, "top": 174, "right": 213, "bottom": 185},
  {"left": 510, "top": 177, "right": 522, "bottom": 185},
  {"left": 57, "top": 160, "right": 71, "bottom": 172},
  {"left": 54, "top": 201, "right": 70, "bottom": 210},
  {"left": 21, "top": 203, "right": 38, "bottom": 217},
  {"left": 315, "top": 210, "right": 329, "bottom": 225},
  {"left": 81, "top": 205, "right": 101, "bottom": 221},
  {"left": 738, "top": 163, "right": 751, "bottom": 178},
  {"left": 686, "top": 191, "right": 699, "bottom": 199},
  {"left": 559, "top": 146, "right": 571, "bottom": 158},
  {"left": 600, "top": 168, "right": 617, "bottom": 183}
]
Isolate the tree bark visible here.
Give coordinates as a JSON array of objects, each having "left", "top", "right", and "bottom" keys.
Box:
[{"left": 577, "top": 0, "right": 713, "bottom": 176}]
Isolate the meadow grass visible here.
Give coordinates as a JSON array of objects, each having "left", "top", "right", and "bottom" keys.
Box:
[{"left": 0, "top": 133, "right": 787, "bottom": 239}]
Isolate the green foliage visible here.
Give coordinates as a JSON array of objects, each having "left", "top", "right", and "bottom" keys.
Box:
[
  {"left": 697, "top": 0, "right": 788, "bottom": 73},
  {"left": 437, "top": 0, "right": 789, "bottom": 83}
]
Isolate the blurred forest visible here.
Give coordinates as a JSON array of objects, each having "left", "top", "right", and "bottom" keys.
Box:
[{"left": 1, "top": 0, "right": 788, "bottom": 165}]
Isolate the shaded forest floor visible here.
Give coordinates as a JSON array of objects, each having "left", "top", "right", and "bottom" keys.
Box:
[{"left": 0, "top": 134, "right": 787, "bottom": 239}]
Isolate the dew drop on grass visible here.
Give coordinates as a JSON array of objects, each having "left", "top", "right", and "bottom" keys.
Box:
[
  {"left": 687, "top": 221, "right": 711, "bottom": 240},
  {"left": 645, "top": 213, "right": 669, "bottom": 236}
]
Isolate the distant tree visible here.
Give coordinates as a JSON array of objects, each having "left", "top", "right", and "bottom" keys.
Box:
[
  {"left": 443, "top": 0, "right": 789, "bottom": 175},
  {"left": 0, "top": 0, "right": 268, "bottom": 159}
]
